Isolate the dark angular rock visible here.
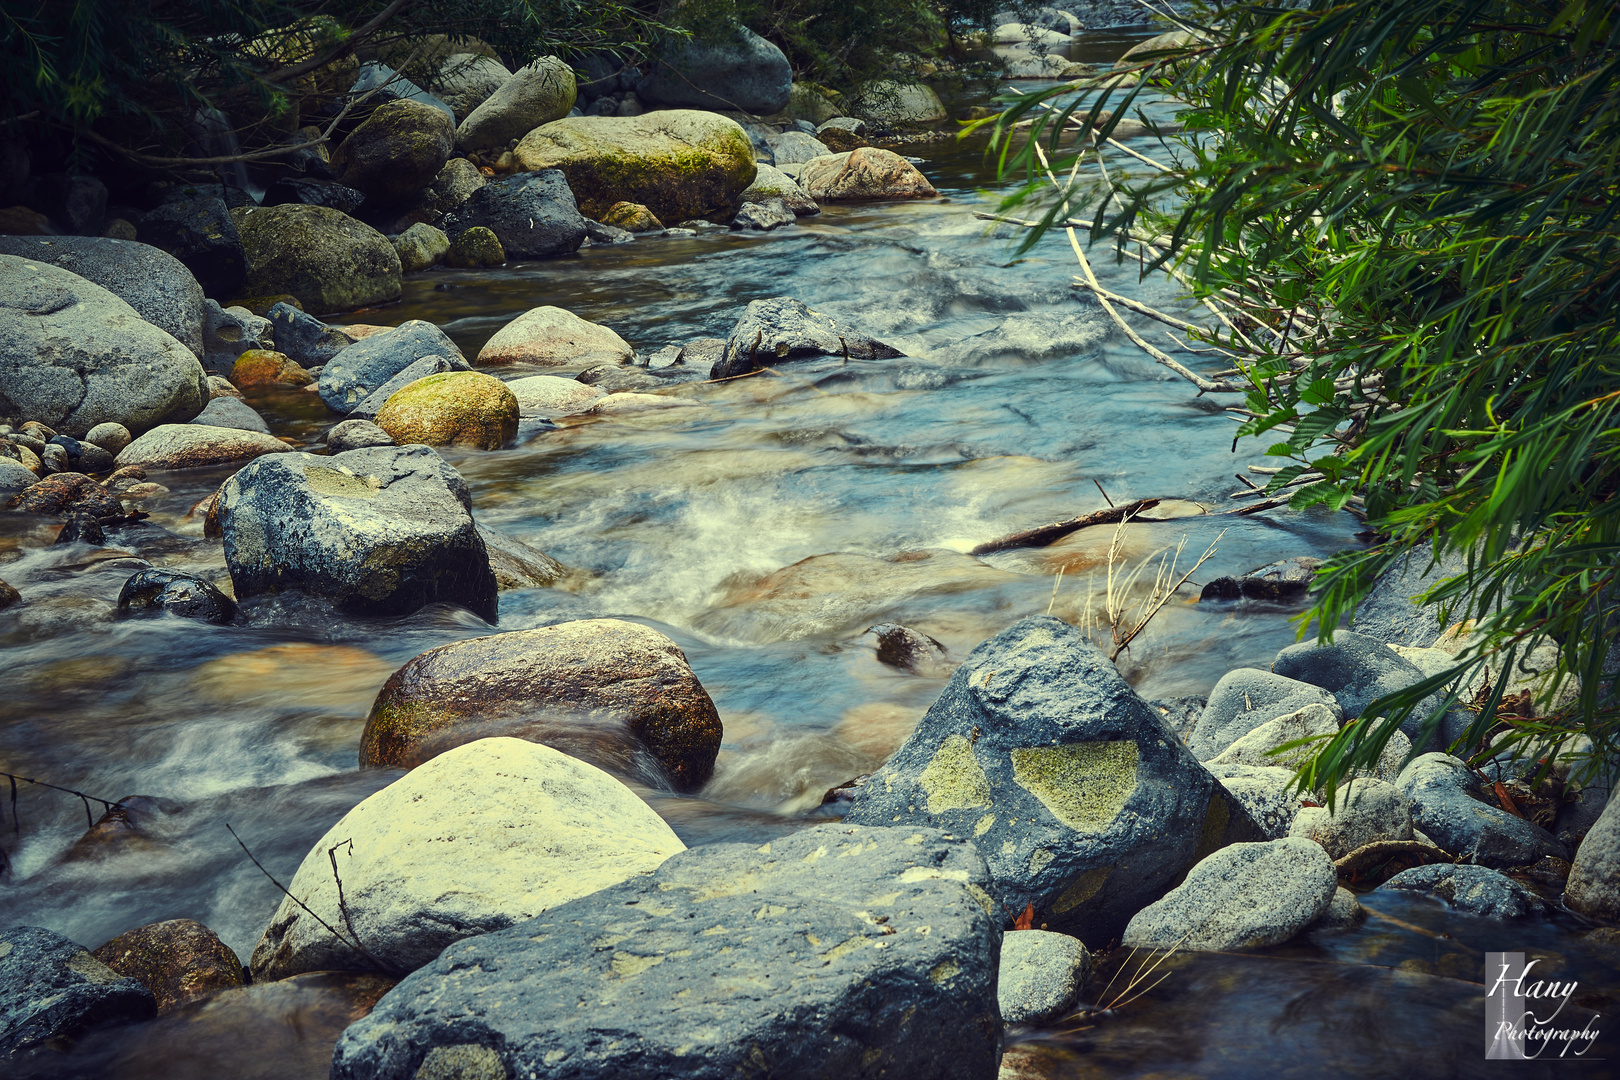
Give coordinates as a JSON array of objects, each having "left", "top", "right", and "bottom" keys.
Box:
[
  {"left": 869, "top": 621, "right": 953, "bottom": 676},
  {"left": 1378, "top": 863, "right": 1549, "bottom": 919},
  {"left": 583, "top": 218, "right": 635, "bottom": 245},
  {"left": 637, "top": 24, "right": 792, "bottom": 114},
  {"left": 330, "top": 824, "right": 1002, "bottom": 1080},
  {"left": 266, "top": 302, "right": 351, "bottom": 367},
  {"left": 54, "top": 511, "right": 105, "bottom": 546},
  {"left": 1199, "top": 555, "right": 1320, "bottom": 603},
  {"left": 137, "top": 197, "right": 247, "bottom": 299},
  {"left": 0, "top": 925, "right": 156, "bottom": 1057},
  {"left": 116, "top": 568, "right": 237, "bottom": 624},
  {"left": 442, "top": 170, "right": 587, "bottom": 260},
  {"left": 1188, "top": 668, "right": 1342, "bottom": 761},
  {"left": 347, "top": 356, "right": 457, "bottom": 421},
  {"left": 91, "top": 919, "right": 245, "bottom": 1013},
  {"left": 710, "top": 296, "right": 904, "bottom": 380},
  {"left": 843, "top": 615, "right": 1254, "bottom": 942},
  {"left": 317, "top": 320, "right": 468, "bottom": 414},
  {"left": 262, "top": 177, "right": 367, "bottom": 216},
  {"left": 33, "top": 174, "right": 107, "bottom": 236},
  {"left": 219, "top": 443, "right": 498, "bottom": 621},
  {"left": 730, "top": 197, "right": 796, "bottom": 231},
  {"left": 1272, "top": 629, "right": 1447, "bottom": 737},
  {"left": 6, "top": 473, "right": 122, "bottom": 517},
  {"left": 1397, "top": 753, "right": 1567, "bottom": 868}
]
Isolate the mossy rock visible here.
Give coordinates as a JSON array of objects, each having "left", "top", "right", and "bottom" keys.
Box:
[
  {"left": 445, "top": 226, "right": 504, "bottom": 268},
  {"left": 374, "top": 370, "right": 517, "bottom": 450},
  {"left": 394, "top": 222, "right": 450, "bottom": 272},
  {"left": 514, "top": 111, "right": 757, "bottom": 224},
  {"left": 600, "top": 201, "right": 664, "bottom": 232},
  {"left": 231, "top": 204, "right": 402, "bottom": 315},
  {"left": 333, "top": 100, "right": 455, "bottom": 205},
  {"left": 232, "top": 349, "right": 313, "bottom": 387}
]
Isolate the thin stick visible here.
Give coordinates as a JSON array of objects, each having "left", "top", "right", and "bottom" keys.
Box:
[{"left": 1093, "top": 479, "right": 1115, "bottom": 507}]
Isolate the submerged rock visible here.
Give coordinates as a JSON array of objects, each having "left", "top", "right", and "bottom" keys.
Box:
[
  {"left": 869, "top": 622, "right": 954, "bottom": 677},
  {"left": 710, "top": 295, "right": 903, "bottom": 379},
  {"left": 329, "top": 824, "right": 1002, "bottom": 1080},
  {"left": 505, "top": 374, "right": 607, "bottom": 417},
  {"left": 998, "top": 930, "right": 1090, "bottom": 1024},
  {"left": 359, "top": 617, "right": 722, "bottom": 791},
  {"left": 0, "top": 255, "right": 210, "bottom": 437},
  {"left": 91, "top": 919, "right": 245, "bottom": 1013},
  {"left": 844, "top": 616, "right": 1257, "bottom": 942},
  {"left": 1199, "top": 556, "right": 1321, "bottom": 603},
  {"left": 731, "top": 197, "right": 796, "bottom": 231},
  {"left": 219, "top": 443, "right": 498, "bottom": 621},
  {"left": 1378, "top": 864, "right": 1548, "bottom": 919},
  {"left": 250, "top": 737, "right": 685, "bottom": 981},
  {"left": 0, "top": 925, "right": 156, "bottom": 1056},
  {"left": 1121, "top": 838, "right": 1338, "bottom": 950},
  {"left": 116, "top": 568, "right": 237, "bottom": 624}
]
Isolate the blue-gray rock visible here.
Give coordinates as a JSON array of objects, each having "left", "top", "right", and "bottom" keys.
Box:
[
  {"left": 1120, "top": 838, "right": 1338, "bottom": 951},
  {"left": 637, "top": 25, "right": 792, "bottom": 114},
  {"left": 1287, "top": 778, "right": 1412, "bottom": 859},
  {"left": 765, "top": 130, "right": 832, "bottom": 165},
  {"left": 136, "top": 195, "right": 246, "bottom": 299},
  {"left": 350, "top": 63, "right": 455, "bottom": 121},
  {"left": 843, "top": 615, "right": 1257, "bottom": 942},
  {"left": 325, "top": 418, "right": 396, "bottom": 453},
  {"left": 1273, "top": 630, "right": 1448, "bottom": 740},
  {"left": 1566, "top": 788, "right": 1620, "bottom": 921},
  {"left": 316, "top": 320, "right": 468, "bottom": 414},
  {"left": 0, "top": 256, "right": 210, "bottom": 438},
  {"left": 189, "top": 395, "right": 270, "bottom": 434},
  {"left": 1396, "top": 753, "right": 1567, "bottom": 867},
  {"left": 709, "top": 296, "right": 905, "bottom": 380},
  {"left": 1378, "top": 863, "right": 1549, "bottom": 919},
  {"left": 730, "top": 197, "right": 796, "bottom": 231},
  {"left": 0, "top": 925, "right": 156, "bottom": 1057},
  {"left": 1188, "top": 668, "right": 1342, "bottom": 760},
  {"left": 1350, "top": 547, "right": 1470, "bottom": 647},
  {"left": 219, "top": 443, "right": 497, "bottom": 622},
  {"left": 0, "top": 236, "right": 206, "bottom": 359},
  {"left": 201, "top": 300, "right": 275, "bottom": 374},
  {"left": 1207, "top": 763, "right": 1307, "bottom": 840},
  {"left": 998, "top": 930, "right": 1090, "bottom": 1024},
  {"left": 262, "top": 176, "right": 368, "bottom": 216},
  {"left": 267, "top": 302, "right": 351, "bottom": 367},
  {"left": 346, "top": 356, "right": 456, "bottom": 421},
  {"left": 330, "top": 824, "right": 1002, "bottom": 1080},
  {"left": 442, "top": 170, "right": 587, "bottom": 261},
  {"left": 116, "top": 567, "right": 237, "bottom": 624}
]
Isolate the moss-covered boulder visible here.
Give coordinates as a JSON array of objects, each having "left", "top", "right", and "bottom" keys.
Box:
[
  {"left": 393, "top": 222, "right": 450, "bottom": 272},
  {"left": 359, "top": 618, "right": 724, "bottom": 792},
  {"left": 232, "top": 204, "right": 401, "bottom": 314},
  {"left": 514, "top": 111, "right": 757, "bottom": 224},
  {"left": 91, "top": 919, "right": 245, "bottom": 1013},
  {"left": 445, "top": 226, "right": 504, "bottom": 267},
  {"left": 232, "top": 349, "right": 313, "bottom": 387},
  {"left": 374, "top": 370, "right": 517, "bottom": 450},
  {"left": 600, "top": 201, "right": 664, "bottom": 232},
  {"left": 333, "top": 99, "right": 455, "bottom": 205},
  {"left": 843, "top": 615, "right": 1261, "bottom": 941}
]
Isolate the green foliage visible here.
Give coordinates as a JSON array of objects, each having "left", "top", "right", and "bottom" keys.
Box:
[{"left": 985, "top": 0, "right": 1620, "bottom": 789}]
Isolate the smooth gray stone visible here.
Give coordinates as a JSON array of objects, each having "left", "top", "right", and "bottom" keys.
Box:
[
  {"left": 330, "top": 824, "right": 1002, "bottom": 1080},
  {"left": 317, "top": 320, "right": 467, "bottom": 414},
  {"left": 347, "top": 356, "right": 456, "bottom": 420},
  {"left": 1273, "top": 630, "right": 1448, "bottom": 741},
  {"left": 325, "top": 418, "right": 395, "bottom": 453},
  {"left": 1351, "top": 547, "right": 1470, "bottom": 647},
  {"left": 201, "top": 299, "right": 274, "bottom": 375},
  {"left": 190, "top": 395, "right": 270, "bottom": 434},
  {"left": 1189, "top": 668, "right": 1342, "bottom": 760},
  {"left": 636, "top": 24, "right": 791, "bottom": 114},
  {"left": 1396, "top": 753, "right": 1567, "bottom": 868},
  {"left": 1566, "top": 788, "right": 1620, "bottom": 921},
  {"left": 1379, "top": 864, "right": 1549, "bottom": 919},
  {"left": 998, "top": 930, "right": 1090, "bottom": 1024},
  {"left": 0, "top": 925, "right": 156, "bottom": 1057}
]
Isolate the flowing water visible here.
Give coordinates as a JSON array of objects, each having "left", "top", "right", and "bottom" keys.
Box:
[{"left": 4, "top": 31, "right": 1616, "bottom": 1079}]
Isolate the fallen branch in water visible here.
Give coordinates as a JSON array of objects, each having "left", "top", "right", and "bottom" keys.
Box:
[{"left": 971, "top": 498, "right": 1162, "bottom": 555}]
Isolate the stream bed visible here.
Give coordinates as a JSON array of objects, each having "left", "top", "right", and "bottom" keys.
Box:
[{"left": 3, "top": 33, "right": 1615, "bottom": 1080}]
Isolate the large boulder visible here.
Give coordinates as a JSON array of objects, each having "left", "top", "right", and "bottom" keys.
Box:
[
  {"left": 373, "top": 370, "right": 518, "bottom": 450},
  {"left": 90, "top": 919, "right": 245, "bottom": 1013},
  {"left": 136, "top": 195, "right": 247, "bottom": 299},
  {"left": 359, "top": 617, "right": 723, "bottom": 791},
  {"left": 250, "top": 737, "right": 685, "bottom": 981},
  {"left": 1, "top": 925, "right": 156, "bottom": 1056},
  {"left": 330, "top": 824, "right": 1002, "bottom": 1080},
  {"left": 430, "top": 52, "right": 514, "bottom": 121},
  {"left": 843, "top": 616, "right": 1255, "bottom": 942},
  {"left": 1120, "top": 838, "right": 1338, "bottom": 950},
  {"left": 636, "top": 24, "right": 791, "bottom": 114},
  {"left": 218, "top": 443, "right": 498, "bottom": 621},
  {"left": 799, "top": 147, "right": 939, "bottom": 201},
  {"left": 0, "top": 255, "right": 210, "bottom": 437},
  {"left": 115, "top": 423, "right": 289, "bottom": 470},
  {"left": 1565, "top": 789, "right": 1620, "bottom": 920},
  {"left": 709, "top": 296, "right": 904, "bottom": 380},
  {"left": 442, "top": 170, "right": 587, "bottom": 260},
  {"left": 1378, "top": 864, "right": 1549, "bottom": 919},
  {"left": 850, "top": 80, "right": 949, "bottom": 126},
  {"left": 0, "top": 235, "right": 205, "bottom": 359},
  {"left": 1396, "top": 753, "right": 1567, "bottom": 867},
  {"left": 514, "top": 112, "right": 757, "bottom": 224},
  {"left": 475, "top": 305, "right": 635, "bottom": 366},
  {"left": 317, "top": 319, "right": 467, "bottom": 413},
  {"left": 232, "top": 204, "right": 402, "bottom": 314},
  {"left": 333, "top": 99, "right": 455, "bottom": 205},
  {"left": 1187, "top": 668, "right": 1342, "bottom": 760},
  {"left": 456, "top": 57, "right": 577, "bottom": 154}
]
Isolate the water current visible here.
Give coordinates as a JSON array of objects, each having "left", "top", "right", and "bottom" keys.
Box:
[{"left": 3, "top": 29, "right": 1614, "bottom": 1080}]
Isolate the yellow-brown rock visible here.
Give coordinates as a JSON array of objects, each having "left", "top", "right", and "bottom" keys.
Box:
[
  {"left": 373, "top": 370, "right": 518, "bottom": 450},
  {"left": 92, "top": 919, "right": 245, "bottom": 1013},
  {"left": 231, "top": 349, "right": 314, "bottom": 388},
  {"left": 601, "top": 201, "right": 664, "bottom": 232}
]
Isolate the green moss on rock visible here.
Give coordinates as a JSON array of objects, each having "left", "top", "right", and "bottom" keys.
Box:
[
  {"left": 374, "top": 370, "right": 518, "bottom": 450},
  {"left": 231, "top": 204, "right": 401, "bottom": 315},
  {"left": 1008, "top": 742, "right": 1139, "bottom": 833}
]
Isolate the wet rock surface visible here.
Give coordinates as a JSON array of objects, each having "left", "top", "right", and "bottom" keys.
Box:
[
  {"left": 1378, "top": 864, "right": 1549, "bottom": 919},
  {"left": 115, "top": 568, "right": 236, "bottom": 624},
  {"left": 330, "top": 824, "right": 1003, "bottom": 1080},
  {"left": 1, "top": 925, "right": 157, "bottom": 1057},
  {"left": 90, "top": 919, "right": 244, "bottom": 1013},
  {"left": 710, "top": 296, "right": 904, "bottom": 379}
]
